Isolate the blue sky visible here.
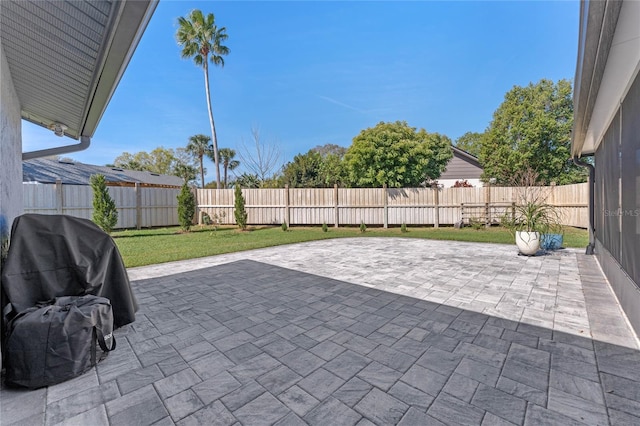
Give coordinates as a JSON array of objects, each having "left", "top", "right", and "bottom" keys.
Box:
[{"left": 23, "top": 1, "right": 579, "bottom": 184}]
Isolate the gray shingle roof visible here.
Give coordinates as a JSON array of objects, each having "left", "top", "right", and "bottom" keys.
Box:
[{"left": 23, "top": 159, "right": 183, "bottom": 187}]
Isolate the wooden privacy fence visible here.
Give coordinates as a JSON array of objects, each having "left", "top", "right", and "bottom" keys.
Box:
[
  {"left": 22, "top": 182, "right": 588, "bottom": 230},
  {"left": 23, "top": 180, "right": 180, "bottom": 229},
  {"left": 197, "top": 183, "right": 589, "bottom": 228}
]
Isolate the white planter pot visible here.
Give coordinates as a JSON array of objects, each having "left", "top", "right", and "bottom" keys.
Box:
[{"left": 516, "top": 231, "right": 540, "bottom": 256}]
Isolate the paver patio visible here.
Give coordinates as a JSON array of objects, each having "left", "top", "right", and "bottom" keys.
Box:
[{"left": 2, "top": 238, "right": 639, "bottom": 425}]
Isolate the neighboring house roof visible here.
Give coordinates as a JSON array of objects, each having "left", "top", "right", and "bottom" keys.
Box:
[
  {"left": 439, "top": 146, "right": 483, "bottom": 180},
  {"left": 0, "top": 1, "right": 157, "bottom": 140},
  {"left": 23, "top": 159, "right": 183, "bottom": 188}
]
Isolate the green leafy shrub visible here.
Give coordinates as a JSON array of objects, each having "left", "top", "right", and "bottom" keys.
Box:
[
  {"left": 401, "top": 223, "right": 407, "bottom": 233},
  {"left": 201, "top": 212, "right": 212, "bottom": 225},
  {"left": 322, "top": 222, "right": 328, "bottom": 232},
  {"left": 469, "top": 218, "right": 485, "bottom": 231},
  {"left": 359, "top": 221, "right": 366, "bottom": 233},
  {"left": 281, "top": 222, "right": 288, "bottom": 231},
  {"left": 177, "top": 183, "right": 196, "bottom": 231},
  {"left": 234, "top": 185, "right": 248, "bottom": 230},
  {"left": 90, "top": 174, "right": 118, "bottom": 233},
  {"left": 211, "top": 211, "right": 226, "bottom": 231}
]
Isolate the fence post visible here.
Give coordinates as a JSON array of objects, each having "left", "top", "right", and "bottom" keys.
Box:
[
  {"left": 334, "top": 184, "right": 339, "bottom": 228},
  {"left": 485, "top": 184, "right": 491, "bottom": 227},
  {"left": 285, "top": 184, "right": 290, "bottom": 226},
  {"left": 135, "top": 182, "right": 142, "bottom": 230},
  {"left": 434, "top": 187, "right": 439, "bottom": 228},
  {"left": 55, "top": 179, "right": 63, "bottom": 214},
  {"left": 383, "top": 184, "right": 388, "bottom": 228}
]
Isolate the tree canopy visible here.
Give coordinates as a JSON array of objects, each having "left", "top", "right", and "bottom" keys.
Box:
[
  {"left": 282, "top": 150, "right": 324, "bottom": 188},
  {"left": 213, "top": 148, "right": 239, "bottom": 188},
  {"left": 112, "top": 147, "right": 199, "bottom": 183},
  {"left": 282, "top": 144, "right": 347, "bottom": 188},
  {"left": 344, "top": 121, "right": 453, "bottom": 188},
  {"left": 480, "top": 79, "right": 585, "bottom": 185},
  {"left": 454, "top": 132, "right": 483, "bottom": 158}
]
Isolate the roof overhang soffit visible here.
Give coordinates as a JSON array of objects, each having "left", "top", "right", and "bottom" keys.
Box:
[{"left": 571, "top": 0, "right": 622, "bottom": 157}]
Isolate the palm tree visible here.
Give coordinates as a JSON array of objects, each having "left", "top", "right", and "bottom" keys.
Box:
[
  {"left": 186, "top": 134, "right": 211, "bottom": 188},
  {"left": 176, "top": 10, "right": 229, "bottom": 188},
  {"left": 217, "top": 148, "right": 240, "bottom": 188}
]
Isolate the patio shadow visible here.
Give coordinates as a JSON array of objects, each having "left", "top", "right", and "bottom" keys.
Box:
[{"left": 2, "top": 259, "right": 640, "bottom": 425}]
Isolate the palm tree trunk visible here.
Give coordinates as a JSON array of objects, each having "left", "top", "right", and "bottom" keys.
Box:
[
  {"left": 199, "top": 156, "right": 205, "bottom": 188},
  {"left": 224, "top": 163, "right": 228, "bottom": 189},
  {"left": 203, "top": 61, "right": 221, "bottom": 188}
]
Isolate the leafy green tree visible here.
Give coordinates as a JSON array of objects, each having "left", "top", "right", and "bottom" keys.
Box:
[
  {"left": 174, "top": 163, "right": 198, "bottom": 184},
  {"left": 186, "top": 134, "right": 212, "bottom": 188},
  {"left": 177, "top": 183, "right": 196, "bottom": 231},
  {"left": 311, "top": 144, "right": 347, "bottom": 157},
  {"left": 112, "top": 147, "right": 198, "bottom": 180},
  {"left": 147, "top": 147, "right": 177, "bottom": 175},
  {"left": 314, "top": 144, "right": 347, "bottom": 186},
  {"left": 90, "top": 174, "right": 118, "bottom": 233},
  {"left": 232, "top": 173, "right": 261, "bottom": 189},
  {"left": 480, "top": 79, "right": 585, "bottom": 185},
  {"left": 234, "top": 185, "right": 248, "bottom": 230},
  {"left": 344, "top": 121, "right": 453, "bottom": 188},
  {"left": 454, "top": 132, "right": 484, "bottom": 157},
  {"left": 215, "top": 148, "right": 240, "bottom": 188},
  {"left": 282, "top": 150, "right": 324, "bottom": 187},
  {"left": 177, "top": 10, "right": 229, "bottom": 188},
  {"left": 113, "top": 152, "right": 146, "bottom": 171},
  {"left": 282, "top": 144, "right": 348, "bottom": 188},
  {"left": 173, "top": 147, "right": 201, "bottom": 182}
]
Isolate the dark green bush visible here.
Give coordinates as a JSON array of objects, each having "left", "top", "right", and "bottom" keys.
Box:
[
  {"left": 234, "top": 185, "right": 248, "bottom": 230},
  {"left": 90, "top": 174, "right": 118, "bottom": 233},
  {"left": 177, "top": 183, "right": 196, "bottom": 231}
]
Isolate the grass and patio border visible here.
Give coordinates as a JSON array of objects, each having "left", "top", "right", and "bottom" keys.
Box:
[{"left": 113, "top": 225, "right": 589, "bottom": 268}]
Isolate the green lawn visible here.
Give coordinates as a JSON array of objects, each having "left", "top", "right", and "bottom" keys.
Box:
[{"left": 113, "top": 225, "right": 589, "bottom": 268}]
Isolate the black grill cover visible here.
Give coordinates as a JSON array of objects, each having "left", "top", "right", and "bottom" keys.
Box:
[{"left": 1, "top": 214, "right": 137, "bottom": 328}]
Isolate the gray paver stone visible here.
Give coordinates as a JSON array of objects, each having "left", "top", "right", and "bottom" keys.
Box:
[
  {"left": 356, "top": 361, "right": 403, "bottom": 391},
  {"left": 427, "top": 392, "right": 485, "bottom": 426},
  {"left": 277, "top": 385, "right": 320, "bottom": 417},
  {"left": 400, "top": 364, "right": 448, "bottom": 397},
  {"left": 471, "top": 384, "right": 527, "bottom": 424},
  {"left": 106, "top": 385, "right": 168, "bottom": 426},
  {"left": 355, "top": 388, "right": 409, "bottom": 425},
  {"left": 192, "top": 371, "right": 241, "bottom": 405},
  {"left": 164, "top": 389, "right": 204, "bottom": 422},
  {"left": 176, "top": 401, "right": 236, "bottom": 426},
  {"left": 297, "top": 368, "right": 346, "bottom": 401},
  {"left": 303, "top": 396, "right": 362, "bottom": 426},
  {"left": 233, "top": 392, "right": 290, "bottom": 426}
]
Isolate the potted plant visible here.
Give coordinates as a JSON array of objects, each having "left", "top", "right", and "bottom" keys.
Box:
[
  {"left": 514, "top": 201, "right": 558, "bottom": 255},
  {"left": 502, "top": 168, "right": 561, "bottom": 256}
]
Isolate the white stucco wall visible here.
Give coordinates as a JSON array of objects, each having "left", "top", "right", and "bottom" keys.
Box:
[
  {"left": 437, "top": 178, "right": 484, "bottom": 188},
  {"left": 1, "top": 41, "right": 23, "bottom": 240}
]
